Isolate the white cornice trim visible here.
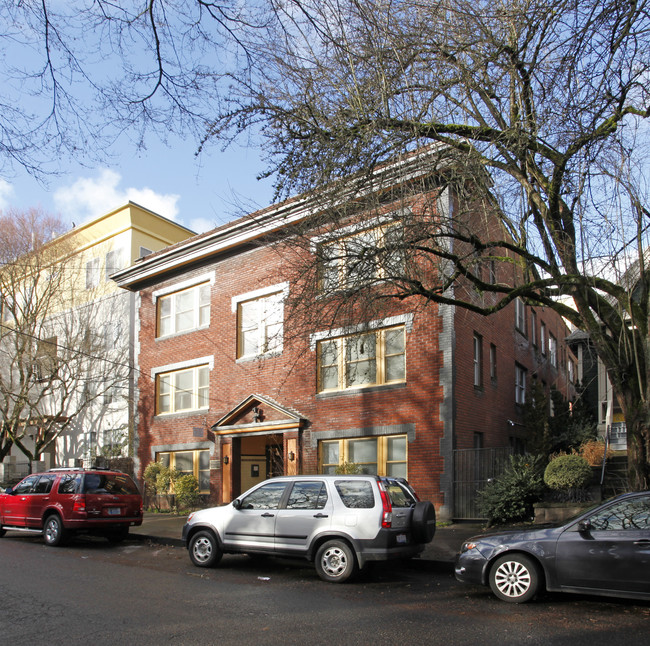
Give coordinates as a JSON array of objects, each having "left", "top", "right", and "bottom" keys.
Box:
[{"left": 113, "top": 146, "right": 444, "bottom": 289}]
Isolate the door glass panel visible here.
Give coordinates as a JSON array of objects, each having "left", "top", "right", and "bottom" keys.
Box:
[
  {"left": 286, "top": 482, "right": 328, "bottom": 510},
  {"left": 240, "top": 482, "right": 286, "bottom": 510}
]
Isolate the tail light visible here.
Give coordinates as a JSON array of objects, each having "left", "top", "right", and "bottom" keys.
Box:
[
  {"left": 377, "top": 480, "right": 393, "bottom": 528},
  {"left": 72, "top": 498, "right": 86, "bottom": 516}
]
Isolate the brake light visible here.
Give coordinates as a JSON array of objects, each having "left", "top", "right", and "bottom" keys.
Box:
[
  {"left": 73, "top": 499, "right": 86, "bottom": 515},
  {"left": 378, "top": 481, "right": 393, "bottom": 528}
]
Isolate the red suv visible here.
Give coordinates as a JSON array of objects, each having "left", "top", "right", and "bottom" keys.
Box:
[{"left": 0, "top": 467, "right": 143, "bottom": 545}]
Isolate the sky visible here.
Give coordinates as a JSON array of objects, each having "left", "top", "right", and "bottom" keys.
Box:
[{"left": 0, "top": 134, "right": 276, "bottom": 236}]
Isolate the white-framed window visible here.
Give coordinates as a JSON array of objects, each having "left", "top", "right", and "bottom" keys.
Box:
[
  {"left": 515, "top": 363, "right": 527, "bottom": 405},
  {"left": 234, "top": 287, "right": 286, "bottom": 359},
  {"left": 157, "top": 450, "right": 210, "bottom": 493},
  {"left": 540, "top": 322, "right": 547, "bottom": 355},
  {"left": 86, "top": 258, "right": 100, "bottom": 289},
  {"left": 514, "top": 297, "right": 526, "bottom": 334},
  {"left": 320, "top": 435, "right": 407, "bottom": 477},
  {"left": 319, "top": 221, "right": 404, "bottom": 290},
  {"left": 156, "top": 364, "right": 210, "bottom": 414},
  {"left": 317, "top": 325, "right": 405, "bottom": 392},
  {"left": 549, "top": 333, "right": 558, "bottom": 367},
  {"left": 157, "top": 283, "right": 210, "bottom": 337},
  {"left": 473, "top": 333, "right": 483, "bottom": 387}
]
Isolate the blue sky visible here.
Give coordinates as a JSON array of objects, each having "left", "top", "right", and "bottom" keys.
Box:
[{"left": 0, "top": 133, "right": 276, "bottom": 235}]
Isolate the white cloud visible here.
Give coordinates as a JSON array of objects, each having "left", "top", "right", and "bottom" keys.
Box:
[
  {"left": 0, "top": 179, "right": 15, "bottom": 211},
  {"left": 188, "top": 217, "right": 215, "bottom": 234},
  {"left": 53, "top": 169, "right": 181, "bottom": 224}
]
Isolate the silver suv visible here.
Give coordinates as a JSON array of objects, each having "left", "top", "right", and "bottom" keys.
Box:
[{"left": 182, "top": 475, "right": 435, "bottom": 582}]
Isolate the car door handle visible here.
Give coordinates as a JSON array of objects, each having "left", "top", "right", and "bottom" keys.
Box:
[
  {"left": 313, "top": 513, "right": 329, "bottom": 518},
  {"left": 261, "top": 512, "right": 275, "bottom": 518}
]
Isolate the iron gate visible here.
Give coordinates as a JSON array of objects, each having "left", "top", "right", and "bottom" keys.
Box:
[{"left": 453, "top": 447, "right": 513, "bottom": 520}]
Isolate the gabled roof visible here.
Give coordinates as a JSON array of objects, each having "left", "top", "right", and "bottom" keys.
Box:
[{"left": 211, "top": 394, "right": 306, "bottom": 435}]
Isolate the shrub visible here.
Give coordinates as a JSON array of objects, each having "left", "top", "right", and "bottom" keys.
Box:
[
  {"left": 334, "top": 461, "right": 363, "bottom": 474},
  {"left": 174, "top": 474, "right": 200, "bottom": 511},
  {"left": 544, "top": 454, "right": 592, "bottom": 502},
  {"left": 580, "top": 440, "right": 614, "bottom": 467},
  {"left": 143, "top": 462, "right": 180, "bottom": 511},
  {"left": 476, "top": 454, "right": 545, "bottom": 526}
]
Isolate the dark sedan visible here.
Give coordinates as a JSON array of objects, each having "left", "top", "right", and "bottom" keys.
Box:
[{"left": 455, "top": 491, "right": 650, "bottom": 603}]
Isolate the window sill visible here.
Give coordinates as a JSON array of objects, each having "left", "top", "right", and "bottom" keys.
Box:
[
  {"left": 154, "top": 409, "right": 209, "bottom": 420},
  {"left": 155, "top": 325, "right": 210, "bottom": 341},
  {"left": 316, "top": 382, "right": 406, "bottom": 399}
]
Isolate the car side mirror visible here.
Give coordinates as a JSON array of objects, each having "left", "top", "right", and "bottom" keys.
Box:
[
  {"left": 232, "top": 498, "right": 242, "bottom": 510},
  {"left": 578, "top": 519, "right": 592, "bottom": 533},
  {"left": 4, "top": 487, "right": 13, "bottom": 495}
]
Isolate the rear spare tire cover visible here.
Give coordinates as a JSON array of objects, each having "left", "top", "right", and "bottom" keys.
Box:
[{"left": 411, "top": 500, "right": 436, "bottom": 543}]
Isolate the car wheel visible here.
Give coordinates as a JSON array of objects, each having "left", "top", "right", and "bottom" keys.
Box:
[
  {"left": 43, "top": 514, "right": 67, "bottom": 547},
  {"left": 489, "top": 553, "right": 540, "bottom": 603},
  {"left": 411, "top": 500, "right": 436, "bottom": 543},
  {"left": 0, "top": 528, "right": 6, "bottom": 538},
  {"left": 188, "top": 530, "right": 222, "bottom": 568},
  {"left": 315, "top": 539, "right": 357, "bottom": 583}
]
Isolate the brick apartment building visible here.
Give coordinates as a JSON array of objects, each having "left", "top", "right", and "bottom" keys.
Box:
[{"left": 114, "top": 158, "right": 576, "bottom": 520}]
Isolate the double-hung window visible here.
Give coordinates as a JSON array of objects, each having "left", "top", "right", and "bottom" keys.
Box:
[
  {"left": 318, "top": 325, "right": 405, "bottom": 392},
  {"left": 237, "top": 291, "right": 284, "bottom": 358},
  {"left": 473, "top": 333, "right": 483, "bottom": 388},
  {"left": 515, "top": 363, "right": 527, "bottom": 405},
  {"left": 157, "top": 283, "right": 210, "bottom": 337},
  {"left": 156, "top": 364, "right": 209, "bottom": 414},
  {"left": 319, "top": 221, "right": 404, "bottom": 291},
  {"left": 514, "top": 298, "right": 526, "bottom": 334},
  {"left": 549, "top": 333, "right": 558, "bottom": 368}
]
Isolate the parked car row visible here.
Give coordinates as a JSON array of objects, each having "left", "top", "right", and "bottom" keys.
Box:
[{"left": 2, "top": 469, "right": 650, "bottom": 603}]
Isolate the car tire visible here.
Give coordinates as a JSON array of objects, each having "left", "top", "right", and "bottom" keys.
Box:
[
  {"left": 43, "top": 514, "right": 67, "bottom": 547},
  {"left": 315, "top": 539, "right": 357, "bottom": 583},
  {"left": 188, "top": 530, "right": 222, "bottom": 568},
  {"left": 411, "top": 500, "right": 436, "bottom": 543},
  {"left": 0, "top": 528, "right": 6, "bottom": 538},
  {"left": 489, "top": 553, "right": 541, "bottom": 603}
]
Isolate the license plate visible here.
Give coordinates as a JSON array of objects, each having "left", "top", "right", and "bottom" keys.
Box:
[
  {"left": 396, "top": 533, "right": 408, "bottom": 544},
  {"left": 107, "top": 508, "right": 122, "bottom": 516}
]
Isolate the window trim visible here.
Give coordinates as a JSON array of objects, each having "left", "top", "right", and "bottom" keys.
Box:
[
  {"left": 232, "top": 283, "right": 289, "bottom": 360},
  {"left": 514, "top": 298, "right": 526, "bottom": 334},
  {"left": 473, "top": 333, "right": 483, "bottom": 388},
  {"left": 319, "top": 434, "right": 408, "bottom": 477},
  {"left": 312, "top": 215, "right": 406, "bottom": 291},
  {"left": 152, "top": 356, "right": 213, "bottom": 415},
  {"left": 157, "top": 449, "right": 210, "bottom": 493},
  {"left": 317, "top": 325, "right": 406, "bottom": 393},
  {"left": 515, "top": 363, "right": 527, "bottom": 405},
  {"left": 154, "top": 274, "right": 215, "bottom": 338}
]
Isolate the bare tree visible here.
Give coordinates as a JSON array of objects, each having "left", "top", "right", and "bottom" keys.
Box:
[
  {"left": 0, "top": 209, "right": 130, "bottom": 468},
  {"left": 4, "top": 1, "right": 650, "bottom": 488},
  {"left": 199, "top": 0, "right": 650, "bottom": 488}
]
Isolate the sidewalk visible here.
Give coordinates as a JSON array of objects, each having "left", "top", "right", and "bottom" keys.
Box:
[{"left": 130, "top": 512, "right": 483, "bottom": 564}]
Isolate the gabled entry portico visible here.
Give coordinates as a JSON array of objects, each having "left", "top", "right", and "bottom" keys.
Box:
[{"left": 211, "top": 394, "right": 306, "bottom": 501}]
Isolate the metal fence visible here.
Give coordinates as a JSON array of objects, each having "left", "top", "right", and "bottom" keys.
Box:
[{"left": 453, "top": 447, "right": 513, "bottom": 520}]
